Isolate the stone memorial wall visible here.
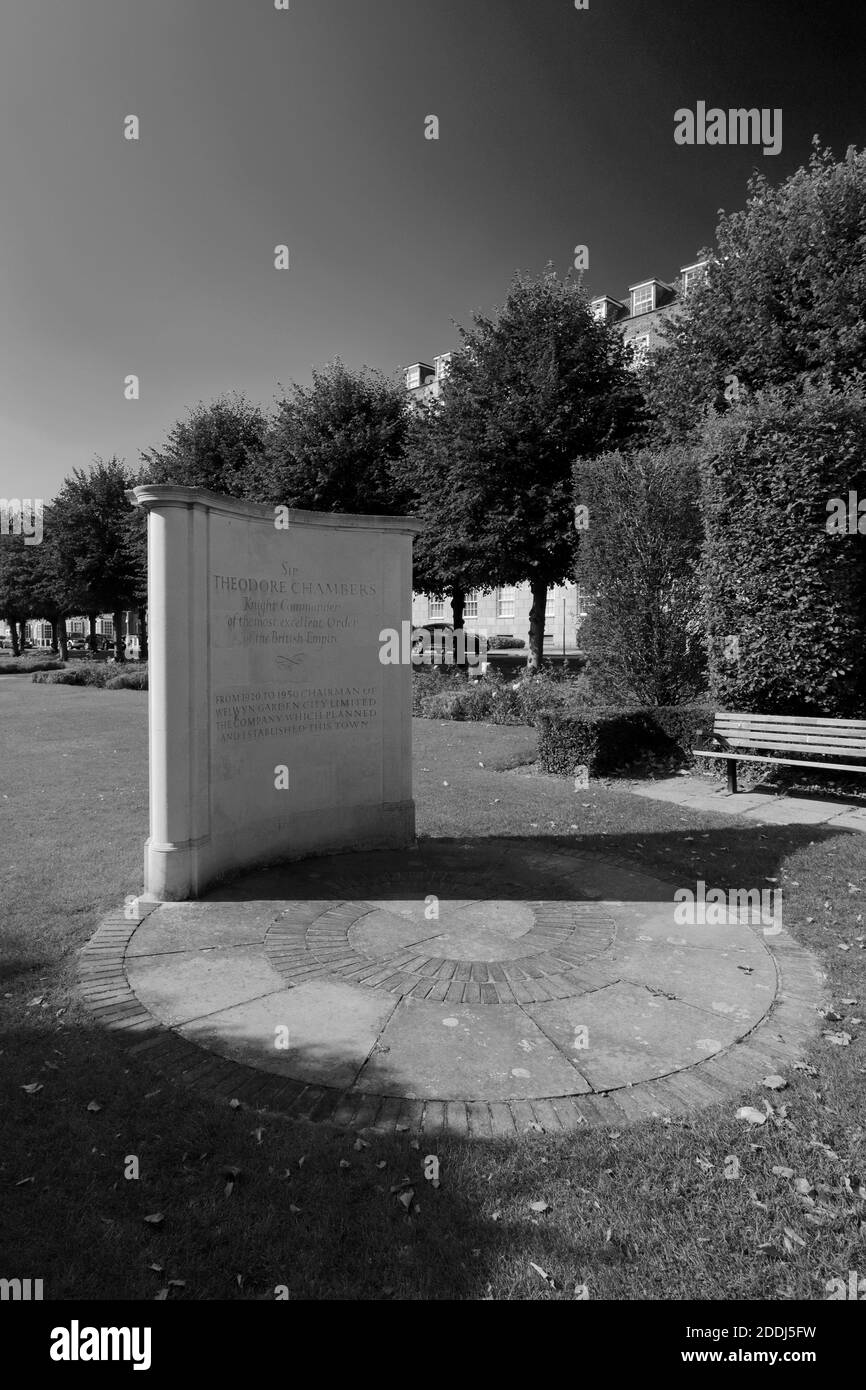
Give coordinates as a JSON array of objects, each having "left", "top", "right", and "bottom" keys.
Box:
[{"left": 129, "top": 485, "right": 420, "bottom": 899}]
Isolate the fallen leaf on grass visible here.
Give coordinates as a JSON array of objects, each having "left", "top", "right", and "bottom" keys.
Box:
[
  {"left": 772, "top": 1166, "right": 795, "bottom": 1178},
  {"left": 143, "top": 1213, "right": 164, "bottom": 1226},
  {"left": 15, "top": 1177, "right": 34, "bottom": 1186},
  {"left": 339, "top": 1160, "right": 351, "bottom": 1170},
  {"left": 529, "top": 1200, "right": 550, "bottom": 1213},
  {"left": 736, "top": 1106, "right": 767, "bottom": 1126},
  {"left": 21, "top": 1083, "right": 43, "bottom": 1095},
  {"left": 763, "top": 1075, "right": 787, "bottom": 1091},
  {"left": 397, "top": 1189, "right": 415, "bottom": 1211},
  {"left": 574, "top": 1283, "right": 590, "bottom": 1299},
  {"left": 529, "top": 1262, "right": 560, "bottom": 1289},
  {"left": 782, "top": 1226, "right": 806, "bottom": 1253},
  {"left": 86, "top": 1100, "right": 103, "bottom": 1113},
  {"left": 822, "top": 1031, "right": 852, "bottom": 1046}
]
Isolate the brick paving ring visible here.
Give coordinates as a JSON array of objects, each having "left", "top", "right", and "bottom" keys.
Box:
[{"left": 76, "top": 840, "right": 829, "bottom": 1137}]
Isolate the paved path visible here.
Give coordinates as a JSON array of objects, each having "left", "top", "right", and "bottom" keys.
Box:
[
  {"left": 77, "top": 839, "right": 828, "bottom": 1136},
  {"left": 629, "top": 775, "right": 866, "bottom": 831}
]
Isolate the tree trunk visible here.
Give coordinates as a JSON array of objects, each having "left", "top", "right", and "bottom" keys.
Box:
[
  {"left": 450, "top": 586, "right": 467, "bottom": 678},
  {"left": 49, "top": 618, "right": 60, "bottom": 655},
  {"left": 113, "top": 608, "right": 126, "bottom": 663},
  {"left": 17, "top": 619, "right": 27, "bottom": 653},
  {"left": 527, "top": 580, "right": 548, "bottom": 671},
  {"left": 138, "top": 606, "right": 148, "bottom": 662},
  {"left": 10, "top": 620, "right": 20, "bottom": 657},
  {"left": 87, "top": 612, "right": 98, "bottom": 654},
  {"left": 58, "top": 620, "right": 69, "bottom": 662}
]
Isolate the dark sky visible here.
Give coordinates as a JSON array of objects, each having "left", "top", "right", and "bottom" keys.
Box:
[{"left": 2, "top": 0, "right": 864, "bottom": 498}]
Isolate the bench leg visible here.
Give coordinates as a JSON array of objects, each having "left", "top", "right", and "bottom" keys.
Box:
[{"left": 726, "top": 759, "right": 738, "bottom": 795}]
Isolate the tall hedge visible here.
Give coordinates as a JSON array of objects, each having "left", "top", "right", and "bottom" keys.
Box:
[{"left": 699, "top": 379, "right": 866, "bottom": 716}]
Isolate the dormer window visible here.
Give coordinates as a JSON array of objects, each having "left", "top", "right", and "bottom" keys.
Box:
[
  {"left": 680, "top": 261, "right": 709, "bottom": 298},
  {"left": 434, "top": 353, "right": 452, "bottom": 380},
  {"left": 405, "top": 362, "right": 434, "bottom": 391},
  {"left": 631, "top": 282, "right": 655, "bottom": 315},
  {"left": 590, "top": 296, "right": 625, "bottom": 324}
]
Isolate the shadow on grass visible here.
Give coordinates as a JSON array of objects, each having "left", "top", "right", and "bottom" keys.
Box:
[
  {"left": 3, "top": 827, "right": 863, "bottom": 1300},
  {"left": 200, "top": 826, "right": 850, "bottom": 904}
]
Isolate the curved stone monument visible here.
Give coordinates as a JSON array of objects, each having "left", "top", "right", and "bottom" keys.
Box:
[{"left": 129, "top": 485, "right": 421, "bottom": 900}]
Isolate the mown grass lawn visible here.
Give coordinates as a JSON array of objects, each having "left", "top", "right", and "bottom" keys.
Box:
[{"left": 1, "top": 680, "right": 864, "bottom": 1301}]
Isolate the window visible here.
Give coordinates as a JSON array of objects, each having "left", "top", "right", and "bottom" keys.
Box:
[
  {"left": 428, "top": 598, "right": 446, "bottom": 621},
  {"left": 434, "top": 353, "right": 452, "bottom": 380},
  {"left": 497, "top": 586, "right": 515, "bottom": 619},
  {"left": 590, "top": 299, "right": 607, "bottom": 321},
  {"left": 631, "top": 283, "right": 654, "bottom": 315},
  {"left": 464, "top": 591, "right": 479, "bottom": 619},
  {"left": 405, "top": 366, "right": 421, "bottom": 390},
  {"left": 576, "top": 584, "right": 589, "bottom": 618},
  {"left": 545, "top": 591, "right": 555, "bottom": 619},
  {"left": 681, "top": 262, "right": 708, "bottom": 298}
]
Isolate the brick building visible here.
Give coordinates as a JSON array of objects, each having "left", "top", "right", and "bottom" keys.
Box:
[{"left": 404, "top": 256, "right": 708, "bottom": 651}]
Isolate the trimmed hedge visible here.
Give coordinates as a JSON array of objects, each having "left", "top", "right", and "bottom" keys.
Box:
[
  {"left": 487, "top": 635, "right": 526, "bottom": 650},
  {"left": 32, "top": 662, "right": 148, "bottom": 690},
  {"left": 700, "top": 380, "right": 866, "bottom": 716},
  {"left": 0, "top": 654, "right": 64, "bottom": 674},
  {"left": 536, "top": 703, "right": 715, "bottom": 776}
]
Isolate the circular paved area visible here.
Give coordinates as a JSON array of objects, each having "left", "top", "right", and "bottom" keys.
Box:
[{"left": 77, "top": 841, "right": 827, "bottom": 1136}]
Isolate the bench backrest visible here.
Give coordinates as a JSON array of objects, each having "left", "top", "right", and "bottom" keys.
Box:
[{"left": 714, "top": 712, "right": 866, "bottom": 760}]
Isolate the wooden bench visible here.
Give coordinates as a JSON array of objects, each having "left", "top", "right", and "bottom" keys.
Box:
[{"left": 693, "top": 712, "right": 866, "bottom": 793}]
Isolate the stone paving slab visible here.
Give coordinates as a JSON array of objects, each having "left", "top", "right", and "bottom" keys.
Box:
[
  {"left": 629, "top": 776, "right": 866, "bottom": 829},
  {"left": 126, "top": 947, "right": 285, "bottom": 1027},
  {"left": 76, "top": 840, "right": 829, "bottom": 1135},
  {"left": 353, "top": 996, "right": 590, "bottom": 1100},
  {"left": 609, "top": 938, "right": 776, "bottom": 1024},
  {"left": 178, "top": 979, "right": 396, "bottom": 1089},
  {"left": 125, "top": 901, "right": 275, "bottom": 956},
  {"left": 526, "top": 980, "right": 745, "bottom": 1091}
]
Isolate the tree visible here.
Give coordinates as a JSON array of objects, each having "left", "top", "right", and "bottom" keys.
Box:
[
  {"left": 51, "top": 458, "right": 145, "bottom": 662},
  {"left": 645, "top": 140, "right": 866, "bottom": 443},
  {"left": 26, "top": 504, "right": 78, "bottom": 658},
  {"left": 396, "top": 397, "right": 491, "bottom": 657},
  {"left": 140, "top": 393, "right": 268, "bottom": 498},
  {"left": 253, "top": 362, "right": 412, "bottom": 514},
  {"left": 0, "top": 533, "right": 35, "bottom": 655},
  {"left": 574, "top": 446, "right": 706, "bottom": 704},
  {"left": 410, "top": 269, "right": 642, "bottom": 668}
]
